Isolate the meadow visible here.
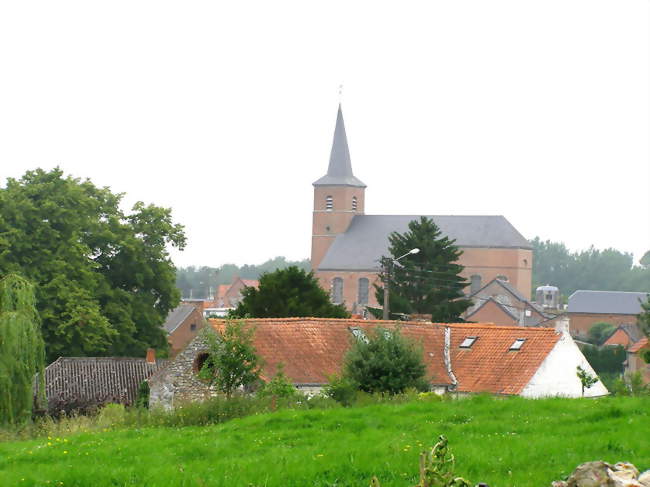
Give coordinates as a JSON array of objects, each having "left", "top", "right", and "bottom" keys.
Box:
[{"left": 1, "top": 395, "right": 648, "bottom": 487}]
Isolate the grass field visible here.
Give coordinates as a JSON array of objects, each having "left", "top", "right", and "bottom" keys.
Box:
[{"left": 1, "top": 395, "right": 648, "bottom": 486}]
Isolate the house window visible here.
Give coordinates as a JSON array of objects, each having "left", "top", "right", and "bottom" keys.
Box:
[
  {"left": 352, "top": 196, "right": 358, "bottom": 211},
  {"left": 190, "top": 323, "right": 197, "bottom": 332},
  {"left": 331, "top": 277, "right": 343, "bottom": 304},
  {"left": 509, "top": 338, "right": 526, "bottom": 351},
  {"left": 460, "top": 336, "right": 478, "bottom": 349},
  {"left": 470, "top": 275, "right": 482, "bottom": 294},
  {"left": 349, "top": 326, "right": 369, "bottom": 343},
  {"left": 326, "top": 195, "right": 333, "bottom": 211},
  {"left": 358, "top": 278, "right": 369, "bottom": 305}
]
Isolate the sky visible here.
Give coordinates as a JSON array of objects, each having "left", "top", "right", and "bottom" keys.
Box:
[{"left": 1, "top": 1, "right": 648, "bottom": 268}]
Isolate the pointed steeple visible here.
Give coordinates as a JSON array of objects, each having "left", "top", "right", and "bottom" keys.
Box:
[{"left": 313, "top": 105, "right": 366, "bottom": 187}]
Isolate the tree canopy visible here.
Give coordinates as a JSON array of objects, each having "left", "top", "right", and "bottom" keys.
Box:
[
  {"left": 230, "top": 266, "right": 349, "bottom": 318},
  {"left": 342, "top": 326, "right": 428, "bottom": 394},
  {"left": 0, "top": 168, "right": 186, "bottom": 361},
  {"left": 0, "top": 274, "right": 45, "bottom": 424},
  {"left": 374, "top": 217, "right": 471, "bottom": 322},
  {"left": 530, "top": 238, "right": 650, "bottom": 298}
]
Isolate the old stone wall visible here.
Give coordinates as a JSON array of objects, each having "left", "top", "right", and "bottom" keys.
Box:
[{"left": 149, "top": 335, "right": 215, "bottom": 409}]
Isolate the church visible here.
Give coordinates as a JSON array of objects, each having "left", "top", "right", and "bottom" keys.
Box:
[{"left": 311, "top": 106, "right": 533, "bottom": 313}]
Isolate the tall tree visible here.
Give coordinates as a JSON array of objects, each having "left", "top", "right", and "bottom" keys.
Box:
[
  {"left": 230, "top": 266, "right": 349, "bottom": 318},
  {"left": 0, "top": 168, "right": 186, "bottom": 361},
  {"left": 375, "top": 217, "right": 471, "bottom": 322},
  {"left": 0, "top": 274, "right": 45, "bottom": 425}
]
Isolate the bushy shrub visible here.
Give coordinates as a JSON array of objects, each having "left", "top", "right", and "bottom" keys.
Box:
[
  {"left": 98, "top": 404, "right": 127, "bottom": 428},
  {"left": 323, "top": 375, "right": 358, "bottom": 406},
  {"left": 258, "top": 364, "right": 302, "bottom": 400}
]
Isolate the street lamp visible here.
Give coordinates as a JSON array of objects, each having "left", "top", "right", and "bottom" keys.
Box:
[{"left": 382, "top": 248, "right": 420, "bottom": 320}]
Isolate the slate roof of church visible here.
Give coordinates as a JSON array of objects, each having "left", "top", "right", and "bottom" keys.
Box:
[
  {"left": 567, "top": 290, "right": 649, "bottom": 315},
  {"left": 318, "top": 215, "right": 532, "bottom": 271},
  {"left": 312, "top": 105, "right": 366, "bottom": 188},
  {"left": 208, "top": 318, "right": 562, "bottom": 395}
]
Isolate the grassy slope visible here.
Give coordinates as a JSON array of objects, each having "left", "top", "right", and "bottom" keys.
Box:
[{"left": 1, "top": 396, "right": 649, "bottom": 487}]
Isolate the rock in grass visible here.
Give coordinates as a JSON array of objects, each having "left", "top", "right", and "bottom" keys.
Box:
[
  {"left": 638, "top": 471, "right": 650, "bottom": 487},
  {"left": 566, "top": 461, "right": 613, "bottom": 487}
]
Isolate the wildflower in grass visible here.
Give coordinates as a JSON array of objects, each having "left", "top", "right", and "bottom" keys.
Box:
[{"left": 63, "top": 450, "right": 68, "bottom": 454}]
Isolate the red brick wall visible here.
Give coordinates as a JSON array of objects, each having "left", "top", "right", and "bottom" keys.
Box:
[
  {"left": 467, "top": 300, "right": 518, "bottom": 326},
  {"left": 168, "top": 306, "right": 205, "bottom": 357},
  {"left": 568, "top": 313, "right": 638, "bottom": 339}
]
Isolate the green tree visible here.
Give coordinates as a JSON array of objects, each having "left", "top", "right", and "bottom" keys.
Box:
[
  {"left": 343, "top": 326, "right": 428, "bottom": 394},
  {"left": 375, "top": 217, "right": 471, "bottom": 322},
  {"left": 576, "top": 366, "right": 598, "bottom": 397},
  {"left": 230, "top": 266, "right": 349, "bottom": 318},
  {"left": 198, "top": 321, "right": 262, "bottom": 398},
  {"left": 0, "top": 168, "right": 186, "bottom": 361},
  {"left": 0, "top": 274, "right": 46, "bottom": 425},
  {"left": 258, "top": 363, "right": 300, "bottom": 400},
  {"left": 587, "top": 322, "right": 616, "bottom": 345}
]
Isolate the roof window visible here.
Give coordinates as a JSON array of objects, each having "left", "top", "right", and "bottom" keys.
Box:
[
  {"left": 460, "top": 336, "right": 477, "bottom": 348},
  {"left": 510, "top": 338, "right": 526, "bottom": 351},
  {"left": 349, "top": 326, "right": 369, "bottom": 343}
]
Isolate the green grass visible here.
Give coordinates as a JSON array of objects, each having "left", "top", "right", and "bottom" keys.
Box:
[{"left": 1, "top": 395, "right": 649, "bottom": 486}]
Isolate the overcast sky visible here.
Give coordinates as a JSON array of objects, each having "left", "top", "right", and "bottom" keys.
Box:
[{"left": 1, "top": 1, "right": 648, "bottom": 268}]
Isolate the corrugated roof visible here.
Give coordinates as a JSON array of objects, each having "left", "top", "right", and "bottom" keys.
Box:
[
  {"left": 43, "top": 357, "right": 167, "bottom": 407},
  {"left": 162, "top": 304, "right": 197, "bottom": 334},
  {"left": 208, "top": 318, "right": 561, "bottom": 395},
  {"left": 318, "top": 215, "right": 532, "bottom": 271},
  {"left": 313, "top": 105, "right": 366, "bottom": 188},
  {"left": 567, "top": 290, "right": 649, "bottom": 315}
]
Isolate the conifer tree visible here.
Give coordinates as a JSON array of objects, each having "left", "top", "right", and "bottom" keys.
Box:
[
  {"left": 0, "top": 274, "right": 46, "bottom": 425},
  {"left": 375, "top": 217, "right": 471, "bottom": 322}
]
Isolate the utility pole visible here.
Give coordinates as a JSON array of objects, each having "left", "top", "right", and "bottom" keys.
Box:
[{"left": 381, "top": 248, "right": 420, "bottom": 321}]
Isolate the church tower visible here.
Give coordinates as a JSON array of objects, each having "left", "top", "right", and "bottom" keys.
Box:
[{"left": 311, "top": 105, "right": 366, "bottom": 270}]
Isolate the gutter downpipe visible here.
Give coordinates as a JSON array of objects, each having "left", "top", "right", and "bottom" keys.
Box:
[{"left": 444, "top": 326, "right": 458, "bottom": 394}]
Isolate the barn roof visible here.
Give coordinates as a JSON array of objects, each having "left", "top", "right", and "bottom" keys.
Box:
[
  {"left": 208, "top": 318, "right": 561, "bottom": 395},
  {"left": 568, "top": 290, "right": 649, "bottom": 315},
  {"left": 43, "top": 357, "right": 167, "bottom": 407}
]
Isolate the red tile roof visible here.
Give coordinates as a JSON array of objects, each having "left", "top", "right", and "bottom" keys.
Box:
[
  {"left": 241, "top": 279, "right": 259, "bottom": 288},
  {"left": 209, "top": 318, "right": 562, "bottom": 395},
  {"left": 629, "top": 337, "right": 649, "bottom": 353}
]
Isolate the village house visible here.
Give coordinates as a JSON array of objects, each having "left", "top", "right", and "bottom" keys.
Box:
[
  {"left": 214, "top": 277, "right": 260, "bottom": 309},
  {"left": 163, "top": 303, "right": 206, "bottom": 356},
  {"left": 626, "top": 338, "right": 650, "bottom": 383},
  {"left": 567, "top": 290, "right": 649, "bottom": 339},
  {"left": 602, "top": 323, "right": 644, "bottom": 349},
  {"left": 40, "top": 350, "right": 167, "bottom": 413},
  {"left": 465, "top": 277, "right": 553, "bottom": 326},
  {"left": 147, "top": 317, "right": 607, "bottom": 408},
  {"left": 311, "top": 106, "right": 533, "bottom": 313}
]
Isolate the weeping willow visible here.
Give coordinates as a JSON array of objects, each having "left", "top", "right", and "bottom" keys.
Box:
[{"left": 0, "top": 274, "right": 46, "bottom": 425}]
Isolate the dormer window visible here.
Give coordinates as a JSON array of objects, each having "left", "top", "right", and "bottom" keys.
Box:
[
  {"left": 326, "top": 196, "right": 333, "bottom": 211},
  {"left": 510, "top": 338, "right": 526, "bottom": 351},
  {"left": 352, "top": 196, "right": 358, "bottom": 211},
  {"left": 460, "top": 336, "right": 477, "bottom": 348}
]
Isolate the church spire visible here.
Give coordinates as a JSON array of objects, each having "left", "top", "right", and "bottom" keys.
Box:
[{"left": 313, "top": 105, "right": 366, "bottom": 188}]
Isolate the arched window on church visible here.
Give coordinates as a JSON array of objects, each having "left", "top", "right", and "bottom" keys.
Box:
[
  {"left": 352, "top": 196, "right": 358, "bottom": 211},
  {"left": 325, "top": 195, "right": 333, "bottom": 211},
  {"left": 470, "top": 275, "right": 482, "bottom": 295},
  {"left": 357, "top": 278, "right": 369, "bottom": 305},
  {"left": 331, "top": 277, "right": 343, "bottom": 304}
]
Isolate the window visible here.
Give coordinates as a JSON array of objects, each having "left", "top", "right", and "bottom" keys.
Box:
[
  {"left": 460, "top": 336, "right": 478, "bottom": 348},
  {"left": 193, "top": 352, "right": 210, "bottom": 374},
  {"left": 349, "top": 326, "right": 369, "bottom": 343},
  {"left": 509, "top": 338, "right": 526, "bottom": 351},
  {"left": 190, "top": 323, "right": 197, "bottom": 332},
  {"left": 470, "top": 275, "right": 482, "bottom": 294},
  {"left": 358, "top": 278, "right": 369, "bottom": 305},
  {"left": 331, "top": 277, "right": 343, "bottom": 304},
  {"left": 352, "top": 196, "right": 358, "bottom": 211},
  {"left": 325, "top": 195, "right": 333, "bottom": 211}
]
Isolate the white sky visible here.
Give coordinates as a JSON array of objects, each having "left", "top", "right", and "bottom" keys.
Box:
[{"left": 1, "top": 1, "right": 648, "bottom": 268}]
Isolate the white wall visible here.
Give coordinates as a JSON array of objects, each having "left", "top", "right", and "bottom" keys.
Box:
[{"left": 521, "top": 331, "right": 609, "bottom": 398}]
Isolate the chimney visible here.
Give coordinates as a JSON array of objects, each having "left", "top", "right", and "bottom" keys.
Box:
[{"left": 146, "top": 348, "right": 156, "bottom": 364}]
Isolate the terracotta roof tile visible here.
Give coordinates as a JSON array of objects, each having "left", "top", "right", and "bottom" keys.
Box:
[
  {"left": 208, "top": 318, "right": 562, "bottom": 395},
  {"left": 629, "top": 337, "right": 649, "bottom": 353}
]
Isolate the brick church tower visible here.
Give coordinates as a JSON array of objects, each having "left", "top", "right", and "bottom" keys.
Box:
[{"left": 311, "top": 105, "right": 366, "bottom": 270}]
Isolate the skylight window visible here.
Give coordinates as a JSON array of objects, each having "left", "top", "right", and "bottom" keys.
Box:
[
  {"left": 349, "top": 327, "right": 369, "bottom": 344},
  {"left": 510, "top": 338, "right": 526, "bottom": 351},
  {"left": 460, "top": 336, "right": 477, "bottom": 348}
]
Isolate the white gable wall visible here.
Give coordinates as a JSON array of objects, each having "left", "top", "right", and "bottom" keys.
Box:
[{"left": 520, "top": 331, "right": 609, "bottom": 398}]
